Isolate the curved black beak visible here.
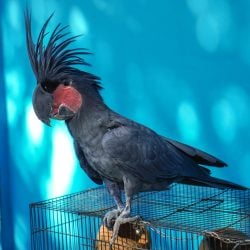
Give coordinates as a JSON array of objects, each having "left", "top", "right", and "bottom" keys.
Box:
[{"left": 32, "top": 84, "right": 53, "bottom": 126}]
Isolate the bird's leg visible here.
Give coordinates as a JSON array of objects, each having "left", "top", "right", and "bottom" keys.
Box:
[
  {"left": 103, "top": 179, "right": 124, "bottom": 229},
  {"left": 110, "top": 177, "right": 140, "bottom": 247}
]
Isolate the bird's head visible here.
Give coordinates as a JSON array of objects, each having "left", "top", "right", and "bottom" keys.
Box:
[{"left": 25, "top": 12, "right": 102, "bottom": 126}]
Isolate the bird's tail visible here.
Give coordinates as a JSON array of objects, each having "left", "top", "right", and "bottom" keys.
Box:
[{"left": 181, "top": 176, "right": 247, "bottom": 190}]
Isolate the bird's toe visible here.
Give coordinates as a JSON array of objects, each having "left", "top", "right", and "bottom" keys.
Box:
[
  {"left": 110, "top": 214, "right": 141, "bottom": 246},
  {"left": 103, "top": 209, "right": 121, "bottom": 229}
]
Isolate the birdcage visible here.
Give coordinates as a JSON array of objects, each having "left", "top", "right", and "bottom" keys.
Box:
[{"left": 30, "top": 184, "right": 250, "bottom": 250}]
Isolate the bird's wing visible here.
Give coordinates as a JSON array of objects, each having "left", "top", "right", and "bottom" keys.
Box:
[
  {"left": 162, "top": 137, "right": 227, "bottom": 167},
  {"left": 102, "top": 121, "right": 198, "bottom": 183},
  {"left": 74, "top": 140, "right": 103, "bottom": 184}
]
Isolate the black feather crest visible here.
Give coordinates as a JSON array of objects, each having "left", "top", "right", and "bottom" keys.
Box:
[{"left": 24, "top": 10, "right": 101, "bottom": 90}]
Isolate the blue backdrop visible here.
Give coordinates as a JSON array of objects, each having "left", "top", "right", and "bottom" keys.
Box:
[{"left": 1, "top": 0, "right": 250, "bottom": 249}]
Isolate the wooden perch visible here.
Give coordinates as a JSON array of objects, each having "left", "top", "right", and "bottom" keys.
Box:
[{"left": 96, "top": 223, "right": 150, "bottom": 250}]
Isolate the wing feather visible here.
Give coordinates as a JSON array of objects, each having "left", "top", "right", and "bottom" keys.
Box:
[
  {"left": 102, "top": 121, "right": 199, "bottom": 183},
  {"left": 163, "top": 137, "right": 227, "bottom": 167}
]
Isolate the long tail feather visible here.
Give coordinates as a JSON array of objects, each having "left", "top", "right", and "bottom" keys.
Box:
[{"left": 182, "top": 176, "right": 247, "bottom": 190}]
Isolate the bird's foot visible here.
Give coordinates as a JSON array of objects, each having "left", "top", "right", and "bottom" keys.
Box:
[
  {"left": 103, "top": 209, "right": 121, "bottom": 229},
  {"left": 109, "top": 214, "right": 140, "bottom": 248}
]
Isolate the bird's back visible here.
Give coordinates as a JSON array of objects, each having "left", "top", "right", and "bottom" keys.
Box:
[
  {"left": 101, "top": 115, "right": 209, "bottom": 183},
  {"left": 101, "top": 113, "right": 246, "bottom": 190}
]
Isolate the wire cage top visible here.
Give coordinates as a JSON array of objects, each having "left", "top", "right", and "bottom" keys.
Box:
[{"left": 30, "top": 184, "right": 250, "bottom": 249}]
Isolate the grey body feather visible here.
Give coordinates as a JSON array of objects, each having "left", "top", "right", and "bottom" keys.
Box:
[{"left": 66, "top": 98, "right": 246, "bottom": 192}]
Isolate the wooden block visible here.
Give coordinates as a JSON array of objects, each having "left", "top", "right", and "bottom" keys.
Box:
[{"left": 96, "top": 223, "right": 151, "bottom": 250}]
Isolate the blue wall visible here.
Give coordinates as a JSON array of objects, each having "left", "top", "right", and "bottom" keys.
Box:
[{"left": 1, "top": 0, "right": 250, "bottom": 248}]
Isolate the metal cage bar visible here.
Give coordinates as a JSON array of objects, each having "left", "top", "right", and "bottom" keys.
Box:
[{"left": 30, "top": 184, "right": 250, "bottom": 249}]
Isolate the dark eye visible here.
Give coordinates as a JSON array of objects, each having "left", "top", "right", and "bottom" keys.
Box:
[
  {"left": 41, "top": 81, "right": 58, "bottom": 93},
  {"left": 63, "top": 80, "right": 72, "bottom": 86},
  {"left": 41, "top": 83, "right": 48, "bottom": 91}
]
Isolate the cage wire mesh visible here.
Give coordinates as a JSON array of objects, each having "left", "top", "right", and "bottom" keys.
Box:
[{"left": 30, "top": 184, "right": 250, "bottom": 250}]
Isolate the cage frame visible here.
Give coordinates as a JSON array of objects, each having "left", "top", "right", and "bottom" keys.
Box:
[{"left": 30, "top": 184, "right": 250, "bottom": 249}]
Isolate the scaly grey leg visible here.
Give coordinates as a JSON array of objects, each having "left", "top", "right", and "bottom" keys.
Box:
[
  {"left": 103, "top": 179, "right": 124, "bottom": 229},
  {"left": 109, "top": 176, "right": 140, "bottom": 247}
]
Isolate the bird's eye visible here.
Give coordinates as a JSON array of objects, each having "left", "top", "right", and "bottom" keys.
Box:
[
  {"left": 42, "top": 80, "right": 59, "bottom": 93},
  {"left": 41, "top": 83, "right": 49, "bottom": 91},
  {"left": 63, "top": 80, "right": 72, "bottom": 86}
]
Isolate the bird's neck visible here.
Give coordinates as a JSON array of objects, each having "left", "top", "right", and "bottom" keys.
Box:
[{"left": 66, "top": 96, "right": 111, "bottom": 145}]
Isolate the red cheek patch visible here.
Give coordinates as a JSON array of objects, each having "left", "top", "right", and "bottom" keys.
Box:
[{"left": 53, "top": 84, "right": 82, "bottom": 113}]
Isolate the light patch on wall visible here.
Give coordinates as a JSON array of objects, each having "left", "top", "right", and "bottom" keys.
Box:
[
  {"left": 187, "top": 0, "right": 231, "bottom": 52},
  {"left": 93, "top": 0, "right": 115, "bottom": 15},
  {"left": 224, "top": 86, "right": 249, "bottom": 127},
  {"left": 177, "top": 101, "right": 200, "bottom": 143},
  {"left": 7, "top": 0, "right": 21, "bottom": 31},
  {"left": 46, "top": 124, "right": 76, "bottom": 198},
  {"left": 186, "top": 0, "right": 208, "bottom": 16},
  {"left": 69, "top": 6, "right": 89, "bottom": 36},
  {"left": 212, "top": 85, "right": 249, "bottom": 143},
  {"left": 5, "top": 69, "right": 25, "bottom": 126},
  {"left": 6, "top": 98, "right": 16, "bottom": 126},
  {"left": 196, "top": 14, "right": 220, "bottom": 52},
  {"left": 212, "top": 99, "right": 236, "bottom": 143},
  {"left": 25, "top": 102, "right": 44, "bottom": 146},
  {"left": 14, "top": 214, "right": 27, "bottom": 250}
]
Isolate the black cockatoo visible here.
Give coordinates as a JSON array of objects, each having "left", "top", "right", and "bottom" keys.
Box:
[{"left": 25, "top": 12, "right": 247, "bottom": 245}]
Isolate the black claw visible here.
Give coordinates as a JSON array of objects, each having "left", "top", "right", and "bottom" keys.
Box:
[
  {"left": 103, "top": 209, "right": 121, "bottom": 229},
  {"left": 109, "top": 243, "right": 113, "bottom": 250},
  {"left": 109, "top": 214, "right": 141, "bottom": 246}
]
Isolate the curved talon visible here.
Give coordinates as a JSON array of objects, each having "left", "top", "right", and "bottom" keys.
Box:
[
  {"left": 110, "top": 215, "right": 140, "bottom": 246},
  {"left": 103, "top": 209, "right": 121, "bottom": 229},
  {"left": 109, "top": 243, "right": 113, "bottom": 250}
]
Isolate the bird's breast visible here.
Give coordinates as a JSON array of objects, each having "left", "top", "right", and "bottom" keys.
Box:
[{"left": 79, "top": 138, "right": 124, "bottom": 182}]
